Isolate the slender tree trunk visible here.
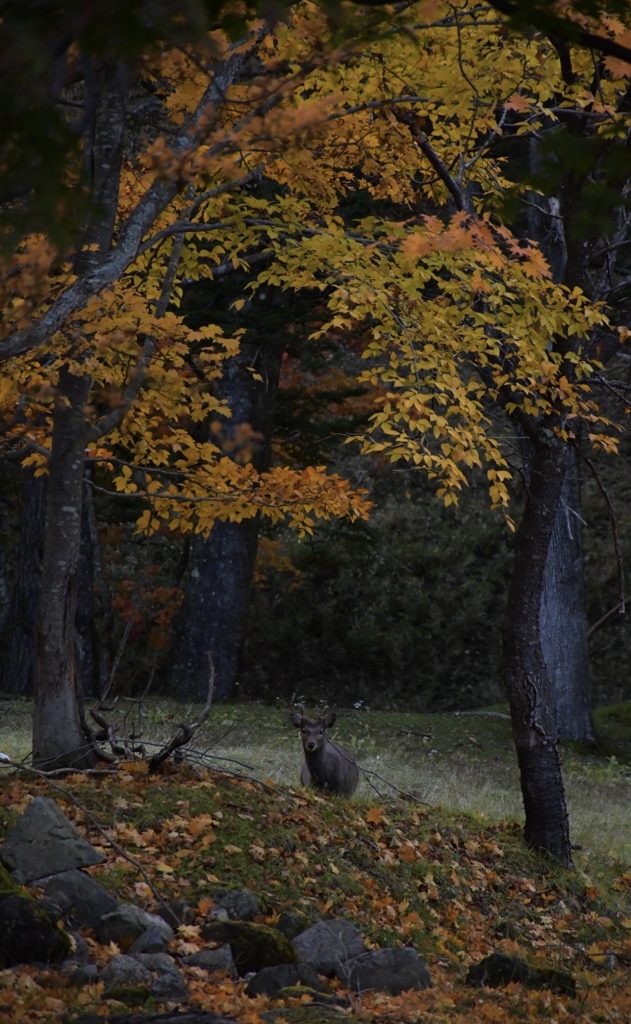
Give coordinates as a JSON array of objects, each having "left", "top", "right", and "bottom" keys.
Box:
[
  {"left": 0, "top": 469, "right": 47, "bottom": 695},
  {"left": 32, "top": 368, "right": 96, "bottom": 769},
  {"left": 503, "top": 433, "right": 573, "bottom": 866},
  {"left": 540, "top": 446, "right": 594, "bottom": 743}
]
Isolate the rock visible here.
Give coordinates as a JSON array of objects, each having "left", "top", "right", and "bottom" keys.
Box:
[
  {"left": 291, "top": 919, "right": 366, "bottom": 976},
  {"left": 338, "top": 947, "right": 432, "bottom": 995},
  {"left": 70, "top": 963, "right": 99, "bottom": 986},
  {"left": 100, "top": 953, "right": 153, "bottom": 999},
  {"left": 276, "top": 910, "right": 313, "bottom": 940},
  {"left": 0, "top": 893, "right": 72, "bottom": 967},
  {"left": 466, "top": 952, "right": 576, "bottom": 996},
  {"left": 64, "top": 930, "right": 91, "bottom": 965},
  {"left": 0, "top": 798, "right": 105, "bottom": 884},
  {"left": 96, "top": 904, "right": 174, "bottom": 949},
  {"left": 245, "top": 963, "right": 327, "bottom": 997},
  {"left": 181, "top": 944, "right": 237, "bottom": 976},
  {"left": 134, "top": 952, "right": 189, "bottom": 1001},
  {"left": 156, "top": 897, "right": 196, "bottom": 926},
  {"left": 201, "top": 921, "right": 297, "bottom": 976},
  {"left": 39, "top": 869, "right": 118, "bottom": 928},
  {"left": 212, "top": 889, "right": 259, "bottom": 922},
  {"left": 128, "top": 925, "right": 171, "bottom": 954}
]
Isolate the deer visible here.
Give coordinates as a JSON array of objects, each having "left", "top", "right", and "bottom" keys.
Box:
[{"left": 290, "top": 709, "right": 359, "bottom": 797}]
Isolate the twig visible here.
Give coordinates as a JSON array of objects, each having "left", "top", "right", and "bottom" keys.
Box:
[
  {"left": 358, "top": 764, "right": 432, "bottom": 806},
  {"left": 588, "top": 602, "right": 625, "bottom": 639}
]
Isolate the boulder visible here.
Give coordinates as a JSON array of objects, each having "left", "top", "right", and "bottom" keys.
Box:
[
  {"left": 291, "top": 918, "right": 366, "bottom": 976},
  {"left": 245, "top": 963, "right": 327, "bottom": 997},
  {"left": 338, "top": 947, "right": 432, "bottom": 994},
  {"left": 100, "top": 954, "right": 153, "bottom": 999},
  {"left": 134, "top": 952, "right": 189, "bottom": 1001},
  {"left": 0, "top": 798, "right": 105, "bottom": 884},
  {"left": 96, "top": 904, "right": 174, "bottom": 949},
  {"left": 201, "top": 921, "right": 297, "bottom": 976},
  {"left": 0, "top": 893, "right": 72, "bottom": 967},
  {"left": 181, "top": 944, "right": 237, "bottom": 976},
  {"left": 466, "top": 952, "right": 576, "bottom": 996},
  {"left": 211, "top": 889, "right": 259, "bottom": 922},
  {"left": 128, "top": 925, "right": 172, "bottom": 955},
  {"left": 39, "top": 868, "right": 118, "bottom": 928}
]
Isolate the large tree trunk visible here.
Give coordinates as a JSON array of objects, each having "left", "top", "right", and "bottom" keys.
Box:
[
  {"left": 169, "top": 331, "right": 285, "bottom": 701},
  {"left": 540, "top": 446, "right": 594, "bottom": 743},
  {"left": 503, "top": 433, "right": 573, "bottom": 866},
  {"left": 526, "top": 141, "right": 595, "bottom": 743},
  {"left": 169, "top": 519, "right": 260, "bottom": 701},
  {"left": 32, "top": 368, "right": 96, "bottom": 769},
  {"left": 0, "top": 469, "right": 47, "bottom": 695},
  {"left": 32, "top": 61, "right": 127, "bottom": 767}
]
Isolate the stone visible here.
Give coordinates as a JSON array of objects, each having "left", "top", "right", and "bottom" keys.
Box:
[
  {"left": 338, "top": 947, "right": 432, "bottom": 995},
  {"left": 212, "top": 889, "right": 259, "bottom": 922},
  {"left": 276, "top": 910, "right": 313, "bottom": 940},
  {"left": 466, "top": 952, "right": 576, "bottom": 996},
  {"left": 128, "top": 925, "right": 171, "bottom": 954},
  {"left": 100, "top": 953, "right": 153, "bottom": 998},
  {"left": 134, "top": 952, "right": 188, "bottom": 1001},
  {"left": 39, "top": 869, "right": 118, "bottom": 928},
  {"left": 202, "top": 921, "right": 297, "bottom": 976},
  {"left": 245, "top": 963, "right": 327, "bottom": 997},
  {"left": 0, "top": 798, "right": 105, "bottom": 884},
  {"left": 70, "top": 963, "right": 99, "bottom": 987},
  {"left": 0, "top": 894, "right": 72, "bottom": 967},
  {"left": 96, "top": 904, "right": 174, "bottom": 949},
  {"left": 291, "top": 919, "right": 366, "bottom": 976},
  {"left": 181, "top": 944, "right": 236, "bottom": 976}
]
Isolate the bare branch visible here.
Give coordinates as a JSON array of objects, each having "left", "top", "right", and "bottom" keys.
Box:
[{"left": 148, "top": 654, "right": 215, "bottom": 771}]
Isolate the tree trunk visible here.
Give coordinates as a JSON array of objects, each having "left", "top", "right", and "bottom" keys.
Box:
[
  {"left": 0, "top": 469, "right": 47, "bottom": 695},
  {"left": 503, "top": 434, "right": 573, "bottom": 866},
  {"left": 169, "top": 519, "right": 260, "bottom": 701},
  {"left": 31, "top": 61, "right": 127, "bottom": 767},
  {"left": 169, "top": 331, "right": 285, "bottom": 701},
  {"left": 540, "top": 446, "right": 595, "bottom": 743},
  {"left": 32, "top": 368, "right": 96, "bottom": 770}
]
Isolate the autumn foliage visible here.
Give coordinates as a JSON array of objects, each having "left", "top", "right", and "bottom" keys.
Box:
[{"left": 0, "top": 766, "right": 629, "bottom": 1023}]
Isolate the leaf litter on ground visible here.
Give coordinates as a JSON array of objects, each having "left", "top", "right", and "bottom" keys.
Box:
[{"left": 0, "top": 764, "right": 630, "bottom": 1023}]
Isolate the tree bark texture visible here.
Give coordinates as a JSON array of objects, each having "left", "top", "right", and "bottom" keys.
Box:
[
  {"left": 0, "top": 470, "right": 47, "bottom": 695},
  {"left": 169, "top": 332, "right": 285, "bottom": 701},
  {"left": 32, "top": 368, "right": 96, "bottom": 769},
  {"left": 32, "top": 62, "right": 129, "bottom": 768},
  {"left": 526, "top": 137, "right": 595, "bottom": 743},
  {"left": 503, "top": 435, "right": 574, "bottom": 866},
  {"left": 540, "top": 446, "right": 594, "bottom": 743}
]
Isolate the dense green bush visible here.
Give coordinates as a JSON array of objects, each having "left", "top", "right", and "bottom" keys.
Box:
[{"left": 240, "top": 467, "right": 514, "bottom": 711}]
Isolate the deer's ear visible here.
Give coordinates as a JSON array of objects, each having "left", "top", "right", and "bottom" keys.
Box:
[
  {"left": 290, "top": 712, "right": 303, "bottom": 727},
  {"left": 323, "top": 712, "right": 336, "bottom": 729}
]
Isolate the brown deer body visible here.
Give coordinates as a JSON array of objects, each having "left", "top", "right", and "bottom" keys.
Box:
[{"left": 290, "top": 711, "right": 359, "bottom": 797}]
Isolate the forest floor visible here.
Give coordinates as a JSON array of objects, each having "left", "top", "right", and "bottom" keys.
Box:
[{"left": 0, "top": 700, "right": 629, "bottom": 1023}]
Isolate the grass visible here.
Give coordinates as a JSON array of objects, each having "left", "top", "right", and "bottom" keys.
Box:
[
  {"left": 0, "top": 698, "right": 629, "bottom": 1024},
  {"left": 1, "top": 697, "right": 629, "bottom": 871}
]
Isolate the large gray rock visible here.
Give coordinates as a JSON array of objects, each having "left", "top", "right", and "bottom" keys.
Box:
[
  {"left": 0, "top": 798, "right": 105, "bottom": 884},
  {"left": 96, "top": 904, "right": 174, "bottom": 948},
  {"left": 338, "top": 947, "right": 432, "bottom": 995},
  {"left": 40, "top": 869, "right": 118, "bottom": 928},
  {"left": 292, "top": 919, "right": 366, "bottom": 976}
]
